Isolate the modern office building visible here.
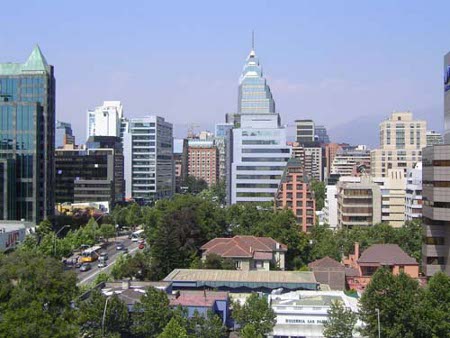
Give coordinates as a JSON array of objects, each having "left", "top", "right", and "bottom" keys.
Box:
[
  {"left": 445, "top": 51, "right": 450, "bottom": 143},
  {"left": 123, "top": 116, "right": 174, "bottom": 202},
  {"left": 422, "top": 145, "right": 450, "bottom": 277},
  {"left": 215, "top": 122, "right": 234, "bottom": 184},
  {"left": 324, "top": 143, "right": 343, "bottom": 177},
  {"left": 336, "top": 177, "right": 382, "bottom": 228},
  {"left": 87, "top": 101, "right": 125, "bottom": 139},
  {"left": 315, "top": 125, "right": 330, "bottom": 144},
  {"left": 289, "top": 142, "right": 323, "bottom": 181},
  {"left": 231, "top": 48, "right": 290, "bottom": 204},
  {"left": 55, "top": 121, "right": 75, "bottom": 148},
  {"left": 275, "top": 158, "right": 316, "bottom": 232},
  {"left": 331, "top": 146, "right": 371, "bottom": 177},
  {"left": 0, "top": 46, "right": 55, "bottom": 222},
  {"left": 405, "top": 162, "right": 422, "bottom": 222},
  {"left": 295, "top": 120, "right": 315, "bottom": 145},
  {"left": 174, "top": 139, "right": 188, "bottom": 192},
  {"left": 322, "top": 185, "right": 338, "bottom": 229},
  {"left": 86, "top": 136, "right": 125, "bottom": 202},
  {"left": 55, "top": 146, "right": 115, "bottom": 206},
  {"left": 426, "top": 130, "right": 443, "bottom": 146},
  {"left": 187, "top": 144, "right": 219, "bottom": 187},
  {"left": 371, "top": 112, "right": 426, "bottom": 177}
]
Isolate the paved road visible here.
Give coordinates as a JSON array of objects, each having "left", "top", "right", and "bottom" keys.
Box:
[{"left": 74, "top": 237, "right": 141, "bottom": 285}]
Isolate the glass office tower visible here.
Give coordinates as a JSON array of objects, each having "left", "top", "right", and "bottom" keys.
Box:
[
  {"left": 231, "top": 49, "right": 290, "bottom": 204},
  {"left": 0, "top": 46, "right": 55, "bottom": 222}
]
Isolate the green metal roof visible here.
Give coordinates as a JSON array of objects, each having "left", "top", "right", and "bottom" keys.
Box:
[{"left": 0, "top": 45, "right": 49, "bottom": 75}]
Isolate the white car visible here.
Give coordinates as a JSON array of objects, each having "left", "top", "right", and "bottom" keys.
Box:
[{"left": 98, "top": 261, "right": 107, "bottom": 268}]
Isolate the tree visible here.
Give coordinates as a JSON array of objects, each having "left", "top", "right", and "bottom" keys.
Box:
[
  {"left": 309, "top": 224, "right": 341, "bottom": 261},
  {"left": 131, "top": 287, "right": 171, "bottom": 337},
  {"left": 423, "top": 272, "right": 450, "bottom": 337},
  {"left": 359, "top": 268, "right": 428, "bottom": 338},
  {"left": 323, "top": 300, "right": 357, "bottom": 338},
  {"left": 183, "top": 176, "right": 208, "bottom": 194},
  {"left": 232, "top": 293, "right": 276, "bottom": 337},
  {"left": 36, "top": 219, "right": 53, "bottom": 237},
  {"left": 0, "top": 251, "right": 79, "bottom": 337},
  {"left": 240, "top": 323, "right": 262, "bottom": 338},
  {"left": 77, "top": 290, "right": 129, "bottom": 338},
  {"left": 310, "top": 180, "right": 325, "bottom": 210},
  {"left": 188, "top": 310, "right": 228, "bottom": 338},
  {"left": 126, "top": 203, "right": 142, "bottom": 229},
  {"left": 99, "top": 223, "right": 116, "bottom": 242},
  {"left": 158, "top": 317, "right": 188, "bottom": 338}
]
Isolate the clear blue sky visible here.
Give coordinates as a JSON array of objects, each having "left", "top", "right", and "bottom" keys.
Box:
[{"left": 1, "top": 1, "right": 449, "bottom": 144}]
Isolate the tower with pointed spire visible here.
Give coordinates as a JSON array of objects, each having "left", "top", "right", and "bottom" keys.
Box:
[
  {"left": 229, "top": 42, "right": 291, "bottom": 204},
  {"left": 0, "top": 46, "right": 55, "bottom": 222}
]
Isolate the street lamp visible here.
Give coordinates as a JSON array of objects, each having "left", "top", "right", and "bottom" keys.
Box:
[
  {"left": 53, "top": 225, "right": 70, "bottom": 257},
  {"left": 102, "top": 296, "right": 111, "bottom": 337},
  {"left": 375, "top": 308, "right": 381, "bottom": 338}
]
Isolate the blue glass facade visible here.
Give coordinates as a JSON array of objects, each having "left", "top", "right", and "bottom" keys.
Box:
[
  {"left": 238, "top": 50, "right": 275, "bottom": 115},
  {"left": 0, "top": 46, "right": 55, "bottom": 222}
]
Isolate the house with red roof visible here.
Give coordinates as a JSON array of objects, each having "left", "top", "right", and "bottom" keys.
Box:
[
  {"left": 343, "top": 242, "right": 420, "bottom": 291},
  {"left": 200, "top": 236, "right": 287, "bottom": 271}
]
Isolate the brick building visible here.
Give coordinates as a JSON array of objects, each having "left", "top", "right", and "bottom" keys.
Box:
[
  {"left": 275, "top": 158, "right": 316, "bottom": 232},
  {"left": 187, "top": 145, "right": 219, "bottom": 187}
]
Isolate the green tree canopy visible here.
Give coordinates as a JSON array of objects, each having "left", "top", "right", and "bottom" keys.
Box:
[
  {"left": 323, "top": 300, "right": 357, "bottom": 338},
  {"left": 0, "top": 251, "right": 79, "bottom": 337},
  {"left": 131, "top": 287, "right": 171, "bottom": 337},
  {"left": 359, "top": 268, "right": 428, "bottom": 338},
  {"left": 158, "top": 316, "right": 188, "bottom": 338},
  {"left": 77, "top": 290, "right": 129, "bottom": 338},
  {"left": 233, "top": 293, "right": 276, "bottom": 337}
]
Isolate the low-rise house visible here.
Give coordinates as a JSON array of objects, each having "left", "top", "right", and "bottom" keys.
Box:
[
  {"left": 268, "top": 290, "right": 363, "bottom": 338},
  {"left": 343, "top": 243, "right": 419, "bottom": 291},
  {"left": 200, "top": 236, "right": 287, "bottom": 271},
  {"left": 308, "top": 256, "right": 346, "bottom": 290},
  {"left": 169, "top": 290, "right": 230, "bottom": 325}
]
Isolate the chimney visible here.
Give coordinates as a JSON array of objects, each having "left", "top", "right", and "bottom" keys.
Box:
[
  {"left": 354, "top": 242, "right": 360, "bottom": 260},
  {"left": 121, "top": 280, "right": 130, "bottom": 290}
]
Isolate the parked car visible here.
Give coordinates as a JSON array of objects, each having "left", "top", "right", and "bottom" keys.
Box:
[
  {"left": 98, "top": 261, "right": 107, "bottom": 268},
  {"left": 99, "top": 252, "right": 108, "bottom": 260},
  {"left": 116, "top": 242, "right": 125, "bottom": 251},
  {"left": 79, "top": 263, "right": 92, "bottom": 272}
]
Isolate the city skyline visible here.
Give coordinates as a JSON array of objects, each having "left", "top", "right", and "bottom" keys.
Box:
[{"left": 1, "top": 1, "right": 449, "bottom": 146}]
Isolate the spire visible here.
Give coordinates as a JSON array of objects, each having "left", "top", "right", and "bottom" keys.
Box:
[
  {"left": 22, "top": 45, "right": 49, "bottom": 73},
  {"left": 252, "top": 30, "right": 255, "bottom": 51}
]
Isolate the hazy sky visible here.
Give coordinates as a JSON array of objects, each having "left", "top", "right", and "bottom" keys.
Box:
[{"left": 1, "top": 1, "right": 449, "bottom": 144}]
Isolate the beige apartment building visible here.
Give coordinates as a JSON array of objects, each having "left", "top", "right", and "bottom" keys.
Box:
[
  {"left": 371, "top": 112, "right": 426, "bottom": 177},
  {"left": 336, "top": 177, "right": 382, "bottom": 228}
]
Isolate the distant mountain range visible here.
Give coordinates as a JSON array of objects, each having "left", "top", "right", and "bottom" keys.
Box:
[{"left": 329, "top": 107, "right": 443, "bottom": 148}]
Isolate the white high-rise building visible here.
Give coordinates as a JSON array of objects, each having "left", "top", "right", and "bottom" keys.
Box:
[
  {"left": 405, "top": 162, "right": 422, "bottom": 221},
  {"left": 123, "top": 116, "right": 174, "bottom": 202},
  {"left": 323, "top": 185, "right": 338, "bottom": 229},
  {"left": 231, "top": 48, "right": 290, "bottom": 204},
  {"left": 87, "top": 101, "right": 124, "bottom": 139}
]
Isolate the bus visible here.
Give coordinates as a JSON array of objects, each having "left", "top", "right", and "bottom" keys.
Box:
[
  {"left": 130, "top": 229, "right": 145, "bottom": 242},
  {"left": 80, "top": 245, "right": 102, "bottom": 263}
]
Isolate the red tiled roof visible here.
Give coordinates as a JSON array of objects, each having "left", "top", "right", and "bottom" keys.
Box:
[
  {"left": 201, "top": 236, "right": 287, "bottom": 259},
  {"left": 358, "top": 244, "right": 418, "bottom": 266},
  {"left": 253, "top": 251, "right": 273, "bottom": 260},
  {"left": 169, "top": 291, "right": 228, "bottom": 307},
  {"left": 308, "top": 256, "right": 344, "bottom": 269}
]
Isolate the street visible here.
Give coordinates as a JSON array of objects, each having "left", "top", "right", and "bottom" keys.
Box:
[{"left": 74, "top": 236, "right": 141, "bottom": 285}]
